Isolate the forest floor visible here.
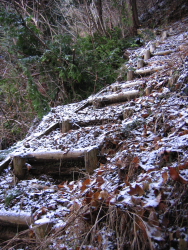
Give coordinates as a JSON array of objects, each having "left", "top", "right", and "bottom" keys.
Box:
[{"left": 0, "top": 16, "right": 188, "bottom": 250}]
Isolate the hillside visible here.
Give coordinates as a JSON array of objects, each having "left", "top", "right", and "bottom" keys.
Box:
[{"left": 0, "top": 16, "right": 188, "bottom": 249}]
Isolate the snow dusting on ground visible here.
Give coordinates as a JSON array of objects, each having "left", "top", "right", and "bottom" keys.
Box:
[{"left": 0, "top": 17, "right": 188, "bottom": 250}]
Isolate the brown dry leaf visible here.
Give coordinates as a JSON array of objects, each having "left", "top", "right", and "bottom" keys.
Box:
[
  {"left": 178, "top": 175, "right": 188, "bottom": 184},
  {"left": 128, "top": 184, "right": 145, "bottom": 196},
  {"left": 162, "top": 172, "right": 169, "bottom": 184},
  {"left": 143, "top": 124, "right": 147, "bottom": 137},
  {"left": 97, "top": 234, "right": 103, "bottom": 244},
  {"left": 132, "top": 156, "right": 140, "bottom": 167},
  {"left": 154, "top": 136, "right": 162, "bottom": 143},
  {"left": 142, "top": 181, "right": 150, "bottom": 191},
  {"left": 155, "top": 144, "right": 161, "bottom": 150},
  {"left": 99, "top": 190, "right": 109, "bottom": 200},
  {"left": 96, "top": 176, "right": 105, "bottom": 187},
  {"left": 131, "top": 196, "right": 142, "bottom": 205},
  {"left": 85, "top": 192, "right": 93, "bottom": 204},
  {"left": 137, "top": 174, "right": 150, "bottom": 183},
  {"left": 142, "top": 113, "right": 149, "bottom": 119},
  {"left": 97, "top": 170, "right": 104, "bottom": 175},
  {"left": 107, "top": 150, "right": 113, "bottom": 155},
  {"left": 162, "top": 216, "right": 169, "bottom": 227},
  {"left": 41, "top": 207, "right": 48, "bottom": 215},
  {"left": 140, "top": 146, "right": 146, "bottom": 151},
  {"left": 81, "top": 178, "right": 91, "bottom": 192},
  {"left": 116, "top": 159, "right": 123, "bottom": 167},
  {"left": 169, "top": 167, "right": 179, "bottom": 181},
  {"left": 136, "top": 219, "right": 148, "bottom": 240},
  {"left": 93, "top": 191, "right": 101, "bottom": 200},
  {"left": 179, "top": 162, "right": 188, "bottom": 170},
  {"left": 156, "top": 192, "right": 162, "bottom": 204},
  {"left": 90, "top": 199, "right": 100, "bottom": 207},
  {"left": 125, "top": 175, "right": 130, "bottom": 186},
  {"left": 148, "top": 210, "right": 159, "bottom": 226},
  {"left": 58, "top": 183, "right": 66, "bottom": 189},
  {"left": 169, "top": 167, "right": 188, "bottom": 184},
  {"left": 28, "top": 229, "right": 35, "bottom": 238},
  {"left": 179, "top": 130, "right": 188, "bottom": 136},
  {"left": 158, "top": 202, "right": 167, "bottom": 212}
]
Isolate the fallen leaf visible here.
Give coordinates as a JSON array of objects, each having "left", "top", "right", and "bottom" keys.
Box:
[
  {"left": 99, "top": 190, "right": 109, "bottom": 200},
  {"left": 81, "top": 178, "right": 91, "bottom": 192},
  {"left": 179, "top": 162, "right": 188, "bottom": 170},
  {"left": 96, "top": 176, "right": 105, "bottom": 187},
  {"left": 97, "top": 170, "right": 104, "bottom": 176},
  {"left": 162, "top": 216, "right": 169, "bottom": 227},
  {"left": 41, "top": 207, "right": 48, "bottom": 215},
  {"left": 158, "top": 202, "right": 167, "bottom": 212},
  {"left": 169, "top": 167, "right": 188, "bottom": 184},
  {"left": 148, "top": 210, "right": 159, "bottom": 226},
  {"left": 132, "top": 156, "right": 140, "bottom": 167},
  {"left": 93, "top": 191, "right": 101, "bottom": 200},
  {"left": 136, "top": 219, "right": 148, "bottom": 240},
  {"left": 128, "top": 184, "right": 145, "bottom": 196},
  {"left": 162, "top": 172, "right": 169, "bottom": 183},
  {"left": 169, "top": 167, "right": 179, "bottom": 181},
  {"left": 179, "top": 130, "right": 188, "bottom": 136},
  {"left": 142, "top": 181, "right": 150, "bottom": 191},
  {"left": 85, "top": 192, "right": 93, "bottom": 204},
  {"left": 97, "top": 233, "right": 103, "bottom": 244},
  {"left": 131, "top": 196, "right": 142, "bottom": 205}
]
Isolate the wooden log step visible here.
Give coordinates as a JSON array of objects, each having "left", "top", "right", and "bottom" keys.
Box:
[
  {"left": 36, "top": 122, "right": 60, "bottom": 139},
  {"left": 74, "top": 117, "right": 123, "bottom": 127},
  {"left": 75, "top": 100, "right": 90, "bottom": 113},
  {"left": 121, "top": 80, "right": 145, "bottom": 89},
  {"left": 112, "top": 80, "right": 144, "bottom": 92},
  {"left": 161, "top": 30, "right": 168, "bottom": 40},
  {"left": 144, "top": 49, "right": 151, "bottom": 60},
  {"left": 12, "top": 146, "right": 99, "bottom": 178},
  {"left": 0, "top": 210, "right": 33, "bottom": 227},
  {"left": 19, "top": 146, "right": 97, "bottom": 160},
  {"left": 90, "top": 90, "right": 139, "bottom": 107},
  {"left": 150, "top": 43, "right": 156, "bottom": 53},
  {"left": 135, "top": 65, "right": 165, "bottom": 75},
  {"left": 0, "top": 156, "right": 10, "bottom": 174},
  {"left": 137, "top": 59, "right": 144, "bottom": 68},
  {"left": 33, "top": 218, "right": 53, "bottom": 239},
  {"left": 127, "top": 70, "right": 134, "bottom": 81},
  {"left": 153, "top": 50, "right": 173, "bottom": 56}
]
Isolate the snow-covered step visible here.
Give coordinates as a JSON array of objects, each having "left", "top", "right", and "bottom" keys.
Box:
[
  {"left": 135, "top": 65, "right": 166, "bottom": 75},
  {"left": 12, "top": 146, "right": 99, "bottom": 179},
  {"left": 153, "top": 49, "right": 173, "bottom": 56},
  {"left": 0, "top": 210, "right": 33, "bottom": 227},
  {"left": 111, "top": 80, "right": 145, "bottom": 92},
  {"left": 0, "top": 156, "right": 10, "bottom": 174},
  {"left": 89, "top": 89, "right": 140, "bottom": 108}
]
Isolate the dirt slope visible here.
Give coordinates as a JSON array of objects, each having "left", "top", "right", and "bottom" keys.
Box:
[{"left": 0, "top": 17, "right": 188, "bottom": 250}]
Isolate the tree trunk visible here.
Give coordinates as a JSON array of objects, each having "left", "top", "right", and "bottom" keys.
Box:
[
  {"left": 94, "top": 0, "right": 104, "bottom": 33},
  {"left": 129, "top": 0, "right": 140, "bottom": 33}
]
